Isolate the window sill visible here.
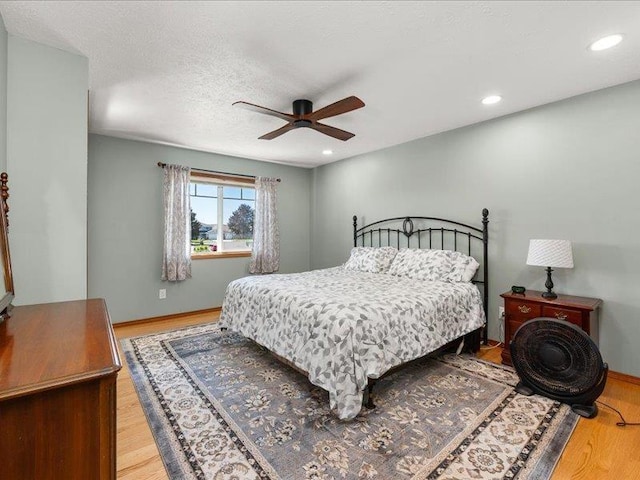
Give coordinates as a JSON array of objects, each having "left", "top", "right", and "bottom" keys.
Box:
[{"left": 192, "top": 251, "right": 252, "bottom": 260}]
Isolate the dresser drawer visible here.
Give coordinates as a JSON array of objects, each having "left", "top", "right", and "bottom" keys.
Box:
[
  {"left": 506, "top": 301, "right": 541, "bottom": 321},
  {"left": 542, "top": 305, "right": 583, "bottom": 327}
]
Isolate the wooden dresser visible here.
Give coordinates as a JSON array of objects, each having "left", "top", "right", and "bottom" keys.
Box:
[
  {"left": 500, "top": 290, "right": 602, "bottom": 366},
  {"left": 0, "top": 299, "right": 121, "bottom": 479}
]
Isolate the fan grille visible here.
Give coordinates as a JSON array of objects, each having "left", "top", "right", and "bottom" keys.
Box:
[{"left": 511, "top": 318, "right": 603, "bottom": 397}]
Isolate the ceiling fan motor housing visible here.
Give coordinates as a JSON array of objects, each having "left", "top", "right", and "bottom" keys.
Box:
[
  {"left": 292, "top": 99, "right": 313, "bottom": 116},
  {"left": 292, "top": 100, "right": 313, "bottom": 128},
  {"left": 510, "top": 317, "right": 608, "bottom": 418}
]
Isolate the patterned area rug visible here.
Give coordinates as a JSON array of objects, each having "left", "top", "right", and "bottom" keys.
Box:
[{"left": 122, "top": 323, "right": 578, "bottom": 480}]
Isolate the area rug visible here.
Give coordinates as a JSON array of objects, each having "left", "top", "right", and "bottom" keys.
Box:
[{"left": 121, "top": 323, "right": 578, "bottom": 480}]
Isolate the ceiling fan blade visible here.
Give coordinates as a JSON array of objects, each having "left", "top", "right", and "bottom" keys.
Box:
[
  {"left": 307, "top": 96, "right": 365, "bottom": 121},
  {"left": 259, "top": 123, "right": 296, "bottom": 140},
  {"left": 310, "top": 122, "right": 355, "bottom": 141},
  {"left": 233, "top": 101, "right": 296, "bottom": 121}
]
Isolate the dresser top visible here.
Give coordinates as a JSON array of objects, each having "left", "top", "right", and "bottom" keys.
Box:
[
  {"left": 0, "top": 299, "right": 121, "bottom": 401},
  {"left": 501, "top": 290, "right": 603, "bottom": 310}
]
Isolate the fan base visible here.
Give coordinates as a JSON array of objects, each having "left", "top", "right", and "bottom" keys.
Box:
[
  {"left": 515, "top": 381, "right": 534, "bottom": 396},
  {"left": 516, "top": 382, "right": 599, "bottom": 418},
  {"left": 571, "top": 403, "right": 598, "bottom": 418}
]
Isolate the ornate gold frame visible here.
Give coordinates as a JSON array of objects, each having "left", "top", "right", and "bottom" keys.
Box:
[{"left": 0, "top": 172, "right": 14, "bottom": 319}]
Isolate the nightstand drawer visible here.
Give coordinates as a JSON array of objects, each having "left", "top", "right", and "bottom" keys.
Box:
[
  {"left": 542, "top": 306, "right": 583, "bottom": 326},
  {"left": 508, "top": 319, "right": 527, "bottom": 340},
  {"left": 506, "top": 301, "right": 541, "bottom": 320}
]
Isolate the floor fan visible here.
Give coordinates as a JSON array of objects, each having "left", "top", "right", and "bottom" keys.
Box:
[{"left": 510, "top": 317, "right": 608, "bottom": 418}]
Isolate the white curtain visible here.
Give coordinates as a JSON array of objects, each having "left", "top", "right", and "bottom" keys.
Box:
[
  {"left": 161, "top": 164, "right": 192, "bottom": 281},
  {"left": 250, "top": 177, "right": 280, "bottom": 274}
]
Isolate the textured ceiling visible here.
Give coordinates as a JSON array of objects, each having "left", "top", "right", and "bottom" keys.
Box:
[{"left": 1, "top": 1, "right": 639, "bottom": 167}]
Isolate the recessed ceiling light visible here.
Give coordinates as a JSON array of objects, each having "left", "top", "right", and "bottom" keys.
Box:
[
  {"left": 322, "top": 149, "right": 333, "bottom": 155},
  {"left": 481, "top": 95, "right": 502, "bottom": 105},
  {"left": 589, "top": 34, "right": 623, "bottom": 51}
]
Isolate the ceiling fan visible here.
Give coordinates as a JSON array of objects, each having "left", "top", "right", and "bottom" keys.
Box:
[{"left": 233, "top": 96, "right": 365, "bottom": 141}]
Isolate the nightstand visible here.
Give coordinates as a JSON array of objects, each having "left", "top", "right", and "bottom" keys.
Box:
[{"left": 500, "top": 290, "right": 602, "bottom": 366}]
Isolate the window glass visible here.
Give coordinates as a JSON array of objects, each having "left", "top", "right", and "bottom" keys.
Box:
[
  {"left": 190, "top": 177, "right": 255, "bottom": 256},
  {"left": 195, "top": 183, "right": 218, "bottom": 198},
  {"left": 242, "top": 188, "right": 256, "bottom": 200},
  {"left": 223, "top": 186, "right": 242, "bottom": 199}
]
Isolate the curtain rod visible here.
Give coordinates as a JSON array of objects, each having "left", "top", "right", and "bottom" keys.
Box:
[{"left": 157, "top": 162, "right": 281, "bottom": 182}]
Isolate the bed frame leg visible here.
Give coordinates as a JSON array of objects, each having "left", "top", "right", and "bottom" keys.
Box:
[
  {"left": 363, "top": 380, "right": 377, "bottom": 409},
  {"left": 464, "top": 328, "right": 481, "bottom": 353}
]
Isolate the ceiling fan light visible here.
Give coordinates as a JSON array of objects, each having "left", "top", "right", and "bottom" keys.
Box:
[
  {"left": 589, "top": 34, "right": 623, "bottom": 51},
  {"left": 481, "top": 95, "right": 502, "bottom": 105}
]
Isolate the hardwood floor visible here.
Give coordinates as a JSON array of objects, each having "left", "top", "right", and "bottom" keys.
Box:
[{"left": 114, "top": 313, "right": 640, "bottom": 479}]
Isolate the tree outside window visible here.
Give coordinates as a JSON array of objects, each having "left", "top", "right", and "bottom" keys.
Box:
[
  {"left": 190, "top": 209, "right": 201, "bottom": 241},
  {"left": 227, "top": 204, "right": 254, "bottom": 238}
]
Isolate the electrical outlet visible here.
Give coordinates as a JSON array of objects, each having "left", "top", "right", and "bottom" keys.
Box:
[
  {"left": 498, "top": 306, "right": 505, "bottom": 318},
  {"left": 159, "top": 289, "right": 166, "bottom": 299}
]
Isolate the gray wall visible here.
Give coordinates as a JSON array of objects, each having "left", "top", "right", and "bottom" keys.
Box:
[
  {"left": 88, "top": 134, "right": 312, "bottom": 323},
  {"left": 7, "top": 36, "right": 88, "bottom": 305},
  {"left": 6, "top": 16, "right": 637, "bottom": 377},
  {"left": 0, "top": 15, "right": 6, "bottom": 172},
  {"left": 311, "top": 79, "right": 640, "bottom": 377}
]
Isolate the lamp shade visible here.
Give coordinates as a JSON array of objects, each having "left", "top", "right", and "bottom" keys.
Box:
[{"left": 526, "top": 239, "right": 574, "bottom": 268}]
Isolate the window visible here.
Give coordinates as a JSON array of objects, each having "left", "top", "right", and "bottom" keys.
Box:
[{"left": 189, "top": 173, "right": 255, "bottom": 258}]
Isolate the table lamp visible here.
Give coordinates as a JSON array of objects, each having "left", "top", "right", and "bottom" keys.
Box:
[{"left": 526, "top": 239, "right": 574, "bottom": 299}]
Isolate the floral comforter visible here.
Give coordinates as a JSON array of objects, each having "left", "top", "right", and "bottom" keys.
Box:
[{"left": 219, "top": 267, "right": 485, "bottom": 420}]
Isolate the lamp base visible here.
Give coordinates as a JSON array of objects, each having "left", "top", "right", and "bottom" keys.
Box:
[{"left": 543, "top": 266, "right": 557, "bottom": 299}]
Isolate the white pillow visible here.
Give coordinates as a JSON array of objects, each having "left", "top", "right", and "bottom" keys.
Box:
[
  {"left": 387, "top": 249, "right": 449, "bottom": 281},
  {"left": 344, "top": 246, "right": 398, "bottom": 273},
  {"left": 388, "top": 248, "right": 479, "bottom": 282},
  {"left": 448, "top": 251, "right": 480, "bottom": 282}
]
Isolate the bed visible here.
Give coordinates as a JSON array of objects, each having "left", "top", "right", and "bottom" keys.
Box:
[{"left": 219, "top": 210, "right": 489, "bottom": 420}]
